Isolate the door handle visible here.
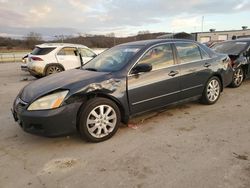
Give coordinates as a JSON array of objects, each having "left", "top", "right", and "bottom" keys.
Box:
[
  {"left": 168, "top": 70, "right": 179, "bottom": 77},
  {"left": 204, "top": 63, "right": 211, "bottom": 68}
]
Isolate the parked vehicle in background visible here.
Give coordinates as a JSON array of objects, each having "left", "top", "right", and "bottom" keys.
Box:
[
  {"left": 12, "top": 39, "right": 233, "bottom": 142},
  {"left": 26, "top": 43, "right": 97, "bottom": 78},
  {"left": 211, "top": 39, "right": 250, "bottom": 87}
]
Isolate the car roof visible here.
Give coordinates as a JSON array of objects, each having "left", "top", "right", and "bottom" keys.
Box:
[
  {"left": 36, "top": 43, "right": 89, "bottom": 48},
  {"left": 234, "top": 38, "right": 250, "bottom": 42},
  {"left": 118, "top": 39, "right": 197, "bottom": 47}
]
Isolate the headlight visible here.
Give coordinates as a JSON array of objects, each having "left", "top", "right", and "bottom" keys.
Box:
[{"left": 28, "top": 90, "right": 69, "bottom": 111}]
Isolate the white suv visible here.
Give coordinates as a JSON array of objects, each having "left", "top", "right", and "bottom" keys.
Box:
[{"left": 26, "top": 43, "right": 97, "bottom": 77}]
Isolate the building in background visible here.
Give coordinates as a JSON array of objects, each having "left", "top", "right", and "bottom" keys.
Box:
[
  {"left": 157, "top": 32, "right": 194, "bottom": 40},
  {"left": 192, "top": 26, "right": 250, "bottom": 43}
]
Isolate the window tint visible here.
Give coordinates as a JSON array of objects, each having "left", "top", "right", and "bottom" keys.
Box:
[
  {"left": 80, "top": 48, "right": 96, "bottom": 57},
  {"left": 138, "top": 44, "right": 174, "bottom": 70},
  {"left": 175, "top": 43, "right": 202, "bottom": 63},
  {"left": 200, "top": 49, "right": 210, "bottom": 59},
  {"left": 31, "top": 47, "right": 55, "bottom": 55},
  {"left": 57, "top": 47, "right": 77, "bottom": 56}
]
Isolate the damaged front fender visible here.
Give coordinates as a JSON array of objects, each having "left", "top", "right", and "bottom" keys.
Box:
[
  {"left": 65, "top": 78, "right": 129, "bottom": 123},
  {"left": 65, "top": 78, "right": 124, "bottom": 104}
]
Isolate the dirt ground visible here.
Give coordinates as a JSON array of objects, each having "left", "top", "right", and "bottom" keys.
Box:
[{"left": 0, "top": 63, "right": 250, "bottom": 188}]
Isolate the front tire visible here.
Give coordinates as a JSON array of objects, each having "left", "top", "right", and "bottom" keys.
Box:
[
  {"left": 200, "top": 76, "right": 221, "bottom": 105},
  {"left": 78, "top": 98, "right": 121, "bottom": 142},
  {"left": 230, "top": 67, "right": 244, "bottom": 88}
]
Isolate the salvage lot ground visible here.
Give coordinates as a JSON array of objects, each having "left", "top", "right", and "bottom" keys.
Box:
[{"left": 0, "top": 63, "right": 250, "bottom": 188}]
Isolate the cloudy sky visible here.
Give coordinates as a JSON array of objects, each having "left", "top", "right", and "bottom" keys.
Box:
[{"left": 0, "top": 0, "right": 249, "bottom": 39}]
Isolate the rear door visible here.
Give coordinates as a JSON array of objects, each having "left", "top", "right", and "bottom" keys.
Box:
[
  {"left": 56, "top": 47, "right": 81, "bottom": 70},
  {"left": 127, "top": 43, "right": 182, "bottom": 114},
  {"left": 174, "top": 42, "right": 212, "bottom": 99}
]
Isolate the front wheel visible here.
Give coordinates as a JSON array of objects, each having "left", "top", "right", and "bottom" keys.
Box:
[
  {"left": 230, "top": 67, "right": 244, "bottom": 88},
  {"left": 78, "top": 98, "right": 121, "bottom": 142},
  {"left": 200, "top": 76, "right": 221, "bottom": 105}
]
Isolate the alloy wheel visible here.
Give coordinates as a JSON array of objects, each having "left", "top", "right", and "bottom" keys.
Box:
[
  {"left": 233, "top": 68, "right": 244, "bottom": 87},
  {"left": 47, "top": 66, "right": 62, "bottom": 75},
  {"left": 207, "top": 79, "right": 220, "bottom": 102},
  {"left": 86, "top": 105, "right": 117, "bottom": 139}
]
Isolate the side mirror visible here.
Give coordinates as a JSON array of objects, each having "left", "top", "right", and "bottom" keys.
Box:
[
  {"left": 131, "top": 63, "right": 152, "bottom": 74},
  {"left": 243, "top": 49, "right": 250, "bottom": 57}
]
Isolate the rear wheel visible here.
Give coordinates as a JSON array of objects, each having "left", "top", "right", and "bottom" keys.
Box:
[
  {"left": 78, "top": 98, "right": 121, "bottom": 142},
  {"left": 230, "top": 67, "right": 244, "bottom": 88},
  {"left": 200, "top": 76, "right": 221, "bottom": 105},
  {"left": 45, "top": 65, "right": 63, "bottom": 76}
]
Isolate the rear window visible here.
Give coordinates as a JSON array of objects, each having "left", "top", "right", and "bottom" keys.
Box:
[
  {"left": 31, "top": 47, "right": 55, "bottom": 55},
  {"left": 212, "top": 41, "right": 248, "bottom": 55}
]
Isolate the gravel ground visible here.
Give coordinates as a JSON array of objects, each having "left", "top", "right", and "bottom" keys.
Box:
[{"left": 0, "top": 63, "right": 250, "bottom": 188}]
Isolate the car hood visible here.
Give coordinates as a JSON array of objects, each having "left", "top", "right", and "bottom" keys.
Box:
[{"left": 20, "top": 69, "right": 111, "bottom": 103}]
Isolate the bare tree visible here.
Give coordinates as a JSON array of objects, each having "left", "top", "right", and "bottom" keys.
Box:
[
  {"left": 25, "top": 32, "right": 42, "bottom": 49},
  {"left": 106, "top": 32, "right": 116, "bottom": 46}
]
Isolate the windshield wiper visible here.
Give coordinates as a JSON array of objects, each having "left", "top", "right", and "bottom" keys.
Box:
[{"left": 84, "top": 68, "right": 98, "bottom": 72}]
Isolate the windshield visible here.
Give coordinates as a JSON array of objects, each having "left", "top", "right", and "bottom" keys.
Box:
[
  {"left": 83, "top": 45, "right": 142, "bottom": 72},
  {"left": 211, "top": 41, "right": 248, "bottom": 55}
]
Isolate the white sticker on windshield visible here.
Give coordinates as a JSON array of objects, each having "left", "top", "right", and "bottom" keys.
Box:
[{"left": 124, "top": 48, "right": 140, "bottom": 52}]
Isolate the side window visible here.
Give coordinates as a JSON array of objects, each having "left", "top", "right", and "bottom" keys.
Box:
[
  {"left": 200, "top": 49, "right": 210, "bottom": 59},
  {"left": 175, "top": 43, "right": 202, "bottom": 63},
  {"left": 80, "top": 48, "right": 96, "bottom": 57},
  {"left": 57, "top": 47, "right": 78, "bottom": 56},
  {"left": 138, "top": 44, "right": 174, "bottom": 70}
]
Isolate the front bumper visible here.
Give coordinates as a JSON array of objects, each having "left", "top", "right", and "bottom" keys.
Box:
[{"left": 12, "top": 101, "right": 82, "bottom": 137}]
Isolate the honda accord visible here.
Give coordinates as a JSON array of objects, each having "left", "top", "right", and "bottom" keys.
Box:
[{"left": 12, "top": 39, "right": 233, "bottom": 142}]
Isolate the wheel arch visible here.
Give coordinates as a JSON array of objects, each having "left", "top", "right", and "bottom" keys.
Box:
[
  {"left": 241, "top": 64, "right": 249, "bottom": 79},
  {"left": 76, "top": 92, "right": 128, "bottom": 131}
]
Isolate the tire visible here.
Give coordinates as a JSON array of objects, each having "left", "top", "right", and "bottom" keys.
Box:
[
  {"left": 229, "top": 67, "right": 244, "bottom": 88},
  {"left": 45, "top": 65, "right": 63, "bottom": 76},
  {"left": 200, "top": 76, "right": 221, "bottom": 105},
  {"left": 78, "top": 97, "right": 121, "bottom": 142}
]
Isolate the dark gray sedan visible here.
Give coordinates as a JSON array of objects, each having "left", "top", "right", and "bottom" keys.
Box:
[
  {"left": 12, "top": 39, "right": 233, "bottom": 142},
  {"left": 211, "top": 38, "right": 250, "bottom": 87}
]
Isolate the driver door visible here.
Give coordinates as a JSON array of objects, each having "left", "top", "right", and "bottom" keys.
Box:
[{"left": 127, "top": 43, "right": 181, "bottom": 114}]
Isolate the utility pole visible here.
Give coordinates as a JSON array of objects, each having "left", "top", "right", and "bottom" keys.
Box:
[{"left": 201, "top": 16, "right": 204, "bottom": 32}]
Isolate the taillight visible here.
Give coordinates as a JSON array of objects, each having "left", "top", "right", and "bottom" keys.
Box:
[{"left": 31, "top": 57, "right": 43, "bottom": 61}]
